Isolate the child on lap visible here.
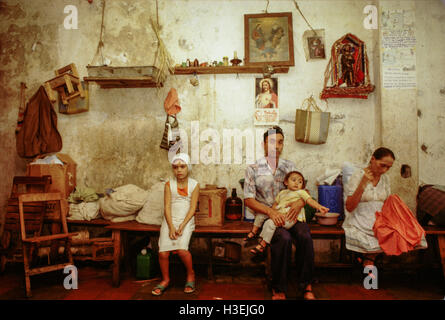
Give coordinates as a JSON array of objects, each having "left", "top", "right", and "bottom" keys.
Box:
[{"left": 249, "top": 171, "right": 329, "bottom": 255}]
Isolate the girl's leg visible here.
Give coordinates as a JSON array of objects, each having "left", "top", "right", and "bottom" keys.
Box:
[
  {"left": 152, "top": 251, "right": 171, "bottom": 295},
  {"left": 177, "top": 249, "right": 195, "bottom": 282},
  {"left": 158, "top": 251, "right": 171, "bottom": 285}
]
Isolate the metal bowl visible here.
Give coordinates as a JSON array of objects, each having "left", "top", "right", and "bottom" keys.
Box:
[{"left": 315, "top": 212, "right": 340, "bottom": 226}]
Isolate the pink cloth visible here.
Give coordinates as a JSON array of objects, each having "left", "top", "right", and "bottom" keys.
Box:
[
  {"left": 164, "top": 88, "right": 181, "bottom": 115},
  {"left": 373, "top": 194, "right": 425, "bottom": 256}
]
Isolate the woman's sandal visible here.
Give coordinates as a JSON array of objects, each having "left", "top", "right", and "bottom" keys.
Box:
[
  {"left": 249, "top": 242, "right": 267, "bottom": 256},
  {"left": 184, "top": 281, "right": 196, "bottom": 294},
  {"left": 356, "top": 254, "right": 376, "bottom": 267},
  {"left": 151, "top": 283, "right": 168, "bottom": 296},
  {"left": 303, "top": 289, "right": 316, "bottom": 300}
]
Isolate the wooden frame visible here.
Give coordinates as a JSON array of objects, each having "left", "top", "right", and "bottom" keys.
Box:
[{"left": 244, "top": 12, "right": 294, "bottom": 67}]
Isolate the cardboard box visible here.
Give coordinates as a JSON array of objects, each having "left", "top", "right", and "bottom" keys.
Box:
[
  {"left": 27, "top": 153, "right": 77, "bottom": 198},
  {"left": 195, "top": 186, "right": 227, "bottom": 226}
]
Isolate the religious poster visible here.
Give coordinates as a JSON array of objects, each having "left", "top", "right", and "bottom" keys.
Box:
[{"left": 254, "top": 77, "right": 279, "bottom": 126}]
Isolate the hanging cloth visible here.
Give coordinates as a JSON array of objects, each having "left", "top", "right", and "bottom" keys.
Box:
[
  {"left": 373, "top": 194, "right": 426, "bottom": 256},
  {"left": 16, "top": 86, "right": 62, "bottom": 158},
  {"left": 164, "top": 88, "right": 181, "bottom": 115}
]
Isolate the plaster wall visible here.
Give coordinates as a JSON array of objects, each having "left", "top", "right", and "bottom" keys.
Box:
[
  {"left": 415, "top": 0, "right": 445, "bottom": 186},
  {"left": 1, "top": 0, "right": 444, "bottom": 264}
]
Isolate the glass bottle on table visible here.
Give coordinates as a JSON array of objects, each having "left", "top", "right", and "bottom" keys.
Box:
[{"left": 225, "top": 188, "right": 242, "bottom": 221}]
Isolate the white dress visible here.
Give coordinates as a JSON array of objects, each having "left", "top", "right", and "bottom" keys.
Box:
[
  {"left": 342, "top": 169, "right": 390, "bottom": 253},
  {"left": 158, "top": 178, "right": 198, "bottom": 252}
]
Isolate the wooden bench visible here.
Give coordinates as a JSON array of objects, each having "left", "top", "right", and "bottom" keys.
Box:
[{"left": 105, "top": 220, "right": 445, "bottom": 287}]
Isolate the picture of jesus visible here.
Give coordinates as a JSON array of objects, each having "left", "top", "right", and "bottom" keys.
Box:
[
  {"left": 254, "top": 77, "right": 279, "bottom": 125},
  {"left": 255, "top": 78, "right": 278, "bottom": 109}
]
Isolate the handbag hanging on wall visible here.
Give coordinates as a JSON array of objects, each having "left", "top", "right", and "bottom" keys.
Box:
[
  {"left": 160, "top": 114, "right": 181, "bottom": 150},
  {"left": 295, "top": 95, "right": 330, "bottom": 145}
]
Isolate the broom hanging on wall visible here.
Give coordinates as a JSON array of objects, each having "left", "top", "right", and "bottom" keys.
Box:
[{"left": 150, "top": 0, "right": 175, "bottom": 87}]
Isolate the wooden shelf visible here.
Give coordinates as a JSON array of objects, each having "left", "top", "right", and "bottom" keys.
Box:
[
  {"left": 84, "top": 66, "right": 162, "bottom": 89},
  {"left": 173, "top": 65, "right": 290, "bottom": 75},
  {"left": 84, "top": 77, "right": 162, "bottom": 88}
]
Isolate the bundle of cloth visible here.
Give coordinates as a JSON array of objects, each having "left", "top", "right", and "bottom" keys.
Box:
[
  {"left": 99, "top": 184, "right": 150, "bottom": 222},
  {"left": 67, "top": 187, "right": 100, "bottom": 221}
]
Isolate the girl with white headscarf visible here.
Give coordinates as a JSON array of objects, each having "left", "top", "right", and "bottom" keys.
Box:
[{"left": 152, "top": 153, "right": 200, "bottom": 296}]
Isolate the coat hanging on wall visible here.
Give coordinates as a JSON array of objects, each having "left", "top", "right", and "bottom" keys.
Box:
[
  {"left": 320, "top": 33, "right": 375, "bottom": 100},
  {"left": 16, "top": 86, "right": 63, "bottom": 158}
]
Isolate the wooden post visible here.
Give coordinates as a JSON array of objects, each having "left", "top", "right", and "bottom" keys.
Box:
[
  {"left": 437, "top": 235, "right": 445, "bottom": 281},
  {"left": 206, "top": 238, "right": 213, "bottom": 280},
  {"left": 112, "top": 229, "right": 121, "bottom": 287}
]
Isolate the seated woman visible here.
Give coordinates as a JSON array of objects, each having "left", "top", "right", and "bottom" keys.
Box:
[{"left": 342, "top": 147, "right": 427, "bottom": 266}]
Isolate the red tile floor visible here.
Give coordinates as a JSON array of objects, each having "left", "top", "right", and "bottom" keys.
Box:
[{"left": 0, "top": 261, "right": 444, "bottom": 300}]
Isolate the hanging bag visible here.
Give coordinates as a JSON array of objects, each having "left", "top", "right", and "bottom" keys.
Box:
[
  {"left": 160, "top": 114, "right": 181, "bottom": 150},
  {"left": 295, "top": 95, "right": 330, "bottom": 145}
]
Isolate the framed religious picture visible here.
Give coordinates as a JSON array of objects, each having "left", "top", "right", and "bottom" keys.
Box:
[
  {"left": 303, "top": 29, "right": 326, "bottom": 61},
  {"left": 244, "top": 12, "right": 295, "bottom": 66},
  {"left": 254, "top": 77, "right": 279, "bottom": 125}
]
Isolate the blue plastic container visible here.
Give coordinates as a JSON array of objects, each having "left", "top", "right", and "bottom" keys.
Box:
[{"left": 317, "top": 185, "right": 344, "bottom": 219}]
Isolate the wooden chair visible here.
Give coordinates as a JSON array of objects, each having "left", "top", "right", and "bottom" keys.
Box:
[
  {"left": 1, "top": 176, "right": 52, "bottom": 273},
  {"left": 44, "top": 63, "right": 85, "bottom": 105},
  {"left": 19, "top": 191, "right": 78, "bottom": 297}
]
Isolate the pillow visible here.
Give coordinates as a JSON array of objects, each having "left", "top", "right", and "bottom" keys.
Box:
[
  {"left": 136, "top": 182, "right": 165, "bottom": 225},
  {"left": 342, "top": 162, "right": 361, "bottom": 185}
]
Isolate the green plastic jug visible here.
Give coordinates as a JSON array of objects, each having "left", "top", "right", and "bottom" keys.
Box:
[{"left": 136, "top": 248, "right": 155, "bottom": 279}]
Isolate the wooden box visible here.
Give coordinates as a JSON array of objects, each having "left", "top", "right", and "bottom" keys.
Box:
[{"left": 195, "top": 186, "right": 227, "bottom": 226}]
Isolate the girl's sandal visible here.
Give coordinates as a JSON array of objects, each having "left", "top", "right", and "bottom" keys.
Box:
[
  {"left": 151, "top": 283, "right": 168, "bottom": 296},
  {"left": 184, "top": 281, "right": 196, "bottom": 294}
]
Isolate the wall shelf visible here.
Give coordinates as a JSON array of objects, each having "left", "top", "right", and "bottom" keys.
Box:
[
  {"left": 173, "top": 65, "right": 290, "bottom": 75},
  {"left": 83, "top": 77, "right": 162, "bottom": 88},
  {"left": 84, "top": 66, "right": 162, "bottom": 88}
]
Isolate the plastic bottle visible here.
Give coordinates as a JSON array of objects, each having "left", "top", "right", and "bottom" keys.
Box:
[{"left": 136, "top": 247, "right": 154, "bottom": 279}]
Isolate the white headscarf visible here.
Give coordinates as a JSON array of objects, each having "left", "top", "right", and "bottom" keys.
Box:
[{"left": 170, "top": 153, "right": 192, "bottom": 171}]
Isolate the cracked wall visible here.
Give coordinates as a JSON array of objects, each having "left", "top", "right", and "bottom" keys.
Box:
[{"left": 1, "top": 0, "right": 444, "bottom": 264}]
